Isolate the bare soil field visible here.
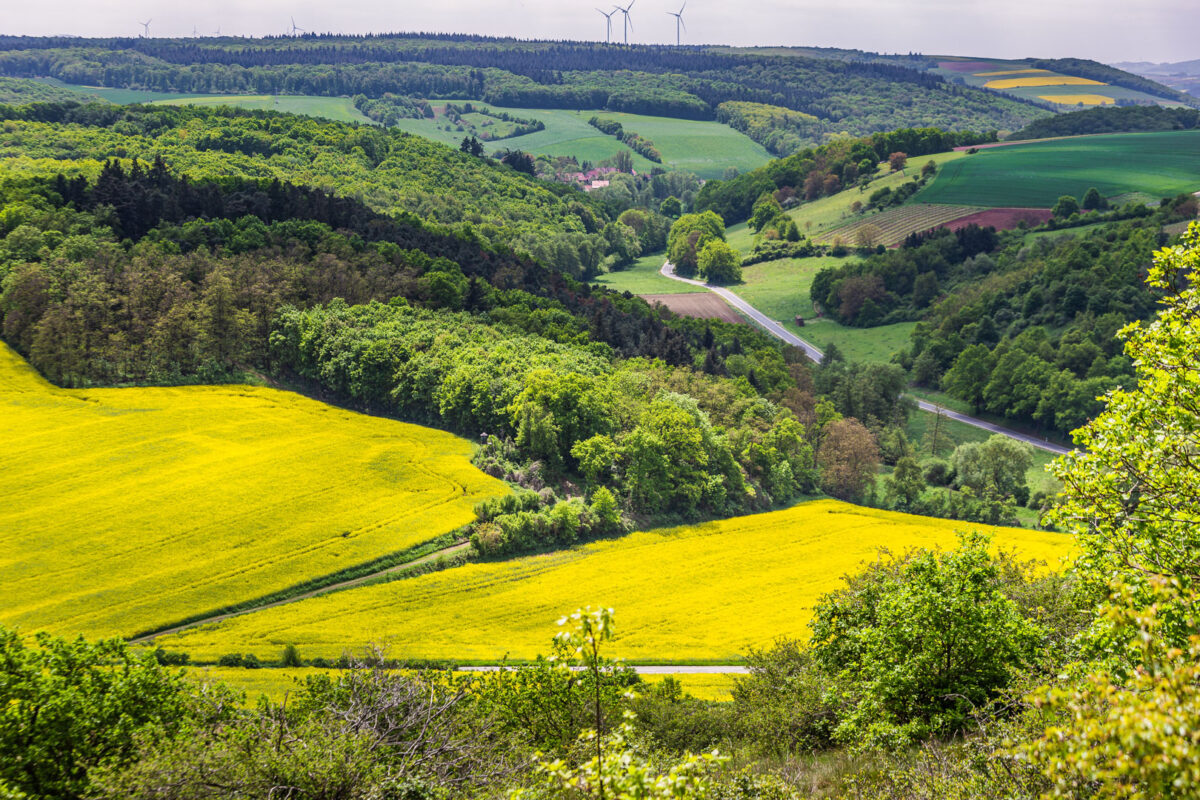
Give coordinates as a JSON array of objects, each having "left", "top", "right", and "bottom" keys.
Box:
[
  {"left": 942, "top": 207, "right": 1053, "bottom": 231},
  {"left": 643, "top": 293, "right": 743, "bottom": 323}
]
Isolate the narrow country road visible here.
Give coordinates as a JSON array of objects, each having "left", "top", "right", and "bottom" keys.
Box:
[{"left": 659, "top": 261, "right": 1070, "bottom": 455}]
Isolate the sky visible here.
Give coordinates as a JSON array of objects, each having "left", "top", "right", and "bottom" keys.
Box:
[{"left": 5, "top": 0, "right": 1198, "bottom": 65}]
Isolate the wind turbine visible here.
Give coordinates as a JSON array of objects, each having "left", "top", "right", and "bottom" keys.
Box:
[
  {"left": 615, "top": 0, "right": 634, "bottom": 45},
  {"left": 596, "top": 7, "right": 616, "bottom": 44},
  {"left": 289, "top": 16, "right": 305, "bottom": 36},
  {"left": 212, "top": 26, "right": 221, "bottom": 36},
  {"left": 192, "top": 25, "right": 198, "bottom": 37},
  {"left": 138, "top": 19, "right": 152, "bottom": 38},
  {"left": 667, "top": 2, "right": 686, "bottom": 46}
]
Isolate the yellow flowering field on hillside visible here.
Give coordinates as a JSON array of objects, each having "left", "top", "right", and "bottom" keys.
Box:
[
  {"left": 973, "top": 69, "right": 1052, "bottom": 77},
  {"left": 1038, "top": 94, "right": 1116, "bottom": 106},
  {"left": 984, "top": 76, "right": 1106, "bottom": 89},
  {"left": 0, "top": 343, "right": 507, "bottom": 640},
  {"left": 160, "top": 501, "right": 1074, "bottom": 663}
]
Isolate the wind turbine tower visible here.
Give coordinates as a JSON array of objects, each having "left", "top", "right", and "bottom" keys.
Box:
[
  {"left": 596, "top": 7, "right": 616, "bottom": 44},
  {"left": 667, "top": 2, "right": 687, "bottom": 46},
  {"left": 138, "top": 19, "right": 152, "bottom": 38},
  {"left": 290, "top": 17, "right": 305, "bottom": 36},
  {"left": 615, "top": 0, "right": 635, "bottom": 45}
]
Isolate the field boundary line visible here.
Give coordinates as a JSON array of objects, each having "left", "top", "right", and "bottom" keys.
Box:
[
  {"left": 129, "top": 540, "right": 472, "bottom": 645},
  {"left": 658, "top": 261, "right": 1069, "bottom": 455}
]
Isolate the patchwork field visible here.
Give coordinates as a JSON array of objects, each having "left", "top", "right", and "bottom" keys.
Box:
[
  {"left": 0, "top": 343, "right": 507, "bottom": 641},
  {"left": 156, "top": 500, "right": 1074, "bottom": 663},
  {"left": 931, "top": 58, "right": 1181, "bottom": 107},
  {"left": 917, "top": 130, "right": 1200, "bottom": 207},
  {"left": 1038, "top": 94, "right": 1116, "bottom": 106},
  {"left": 392, "top": 105, "right": 770, "bottom": 179},
  {"left": 982, "top": 76, "right": 1105, "bottom": 90},
  {"left": 815, "top": 204, "right": 984, "bottom": 247}
]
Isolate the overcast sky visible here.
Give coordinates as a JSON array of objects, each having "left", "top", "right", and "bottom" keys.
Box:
[{"left": 6, "top": 0, "right": 1197, "bottom": 65}]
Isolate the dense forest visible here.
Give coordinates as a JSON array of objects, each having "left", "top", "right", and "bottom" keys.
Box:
[
  {"left": 810, "top": 197, "right": 1199, "bottom": 435},
  {"left": 0, "top": 100, "right": 630, "bottom": 275},
  {"left": 1010, "top": 103, "right": 1200, "bottom": 139}
]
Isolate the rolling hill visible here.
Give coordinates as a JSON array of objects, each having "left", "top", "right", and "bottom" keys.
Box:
[
  {"left": 0, "top": 342, "right": 507, "bottom": 640},
  {"left": 154, "top": 500, "right": 1073, "bottom": 663}
]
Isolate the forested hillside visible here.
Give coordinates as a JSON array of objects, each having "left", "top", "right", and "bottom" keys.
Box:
[
  {"left": 0, "top": 114, "right": 920, "bottom": 531},
  {"left": 0, "top": 101, "right": 623, "bottom": 274},
  {"left": 0, "top": 34, "right": 1050, "bottom": 151},
  {"left": 810, "top": 197, "right": 1199, "bottom": 434}
]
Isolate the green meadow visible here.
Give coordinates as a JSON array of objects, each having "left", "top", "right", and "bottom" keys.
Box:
[{"left": 917, "top": 130, "right": 1200, "bottom": 207}]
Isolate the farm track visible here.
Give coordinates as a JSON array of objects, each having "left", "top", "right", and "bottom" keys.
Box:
[
  {"left": 659, "top": 261, "right": 1070, "bottom": 455},
  {"left": 129, "top": 542, "right": 473, "bottom": 645}
]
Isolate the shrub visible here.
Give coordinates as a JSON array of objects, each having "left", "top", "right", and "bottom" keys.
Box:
[
  {"left": 809, "top": 533, "right": 1046, "bottom": 749},
  {"left": 281, "top": 644, "right": 302, "bottom": 667}
]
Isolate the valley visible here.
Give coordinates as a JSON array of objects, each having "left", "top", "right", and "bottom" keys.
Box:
[{"left": 1, "top": 23, "right": 1199, "bottom": 800}]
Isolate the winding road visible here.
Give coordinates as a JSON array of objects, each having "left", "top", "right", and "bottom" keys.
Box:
[{"left": 659, "top": 261, "right": 1070, "bottom": 456}]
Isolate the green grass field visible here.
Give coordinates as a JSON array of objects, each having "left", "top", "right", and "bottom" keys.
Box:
[
  {"left": 151, "top": 95, "right": 376, "bottom": 125},
  {"left": 593, "top": 253, "right": 706, "bottom": 295},
  {"left": 37, "top": 82, "right": 376, "bottom": 125},
  {"left": 917, "top": 131, "right": 1200, "bottom": 207},
  {"left": 394, "top": 104, "right": 769, "bottom": 179},
  {"left": 0, "top": 343, "right": 507, "bottom": 641},
  {"left": 157, "top": 499, "right": 1074, "bottom": 663},
  {"left": 590, "top": 111, "right": 772, "bottom": 178}
]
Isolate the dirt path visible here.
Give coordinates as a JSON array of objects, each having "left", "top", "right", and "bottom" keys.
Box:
[
  {"left": 129, "top": 541, "right": 472, "bottom": 644},
  {"left": 659, "top": 261, "right": 1070, "bottom": 455}
]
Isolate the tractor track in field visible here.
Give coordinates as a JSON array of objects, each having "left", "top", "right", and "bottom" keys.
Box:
[
  {"left": 659, "top": 261, "right": 1070, "bottom": 456},
  {"left": 128, "top": 541, "right": 473, "bottom": 645}
]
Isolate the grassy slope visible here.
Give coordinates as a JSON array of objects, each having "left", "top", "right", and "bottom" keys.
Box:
[
  {"left": 917, "top": 131, "right": 1200, "bottom": 207},
  {"left": 151, "top": 94, "right": 377, "bottom": 125},
  {"left": 590, "top": 111, "right": 772, "bottom": 178},
  {"left": 395, "top": 105, "right": 769, "bottom": 179},
  {"left": 593, "top": 252, "right": 706, "bottom": 295},
  {"left": 783, "top": 151, "right": 968, "bottom": 237},
  {"left": 157, "top": 499, "right": 1073, "bottom": 663},
  {"left": 0, "top": 343, "right": 508, "bottom": 640}
]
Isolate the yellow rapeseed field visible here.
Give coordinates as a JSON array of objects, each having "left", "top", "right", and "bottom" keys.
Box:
[
  {"left": 160, "top": 501, "right": 1075, "bottom": 663},
  {"left": 0, "top": 343, "right": 508, "bottom": 640},
  {"left": 984, "top": 76, "right": 1106, "bottom": 89},
  {"left": 184, "top": 667, "right": 736, "bottom": 703},
  {"left": 973, "top": 68, "right": 1052, "bottom": 77},
  {"left": 1038, "top": 94, "right": 1117, "bottom": 106}
]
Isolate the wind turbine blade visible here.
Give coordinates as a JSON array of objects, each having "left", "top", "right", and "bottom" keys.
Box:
[{"left": 681, "top": 17, "right": 687, "bottom": 31}]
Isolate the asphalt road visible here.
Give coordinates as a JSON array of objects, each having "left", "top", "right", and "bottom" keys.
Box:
[{"left": 659, "top": 261, "right": 1070, "bottom": 456}]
